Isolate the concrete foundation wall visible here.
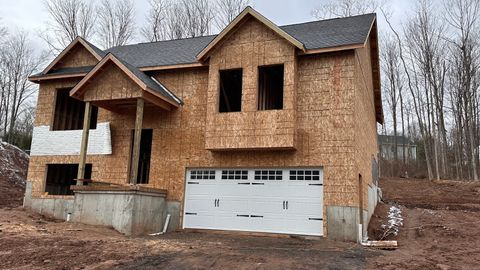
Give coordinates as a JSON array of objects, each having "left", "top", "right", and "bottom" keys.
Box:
[
  {"left": 72, "top": 190, "right": 166, "bottom": 236},
  {"left": 367, "top": 184, "right": 378, "bottom": 224},
  {"left": 165, "top": 201, "right": 181, "bottom": 232},
  {"left": 23, "top": 182, "right": 74, "bottom": 220},
  {"left": 326, "top": 206, "right": 368, "bottom": 242}
]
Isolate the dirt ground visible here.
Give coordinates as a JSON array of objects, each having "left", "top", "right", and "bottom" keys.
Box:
[
  {"left": 0, "top": 208, "right": 373, "bottom": 270},
  {"left": 368, "top": 177, "right": 480, "bottom": 269},
  {"left": 1, "top": 177, "right": 480, "bottom": 269}
]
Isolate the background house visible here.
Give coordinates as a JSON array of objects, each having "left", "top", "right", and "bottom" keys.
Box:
[{"left": 378, "top": 134, "right": 417, "bottom": 161}]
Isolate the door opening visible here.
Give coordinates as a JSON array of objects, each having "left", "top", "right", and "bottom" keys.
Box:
[{"left": 130, "top": 129, "right": 153, "bottom": 184}]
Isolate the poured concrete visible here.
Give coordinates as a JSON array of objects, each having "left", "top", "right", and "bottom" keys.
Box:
[
  {"left": 23, "top": 182, "right": 74, "bottom": 220},
  {"left": 71, "top": 185, "right": 167, "bottom": 236},
  {"left": 327, "top": 206, "right": 368, "bottom": 242},
  {"left": 165, "top": 201, "right": 181, "bottom": 232}
]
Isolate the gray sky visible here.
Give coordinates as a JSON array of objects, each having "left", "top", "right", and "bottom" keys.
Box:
[{"left": 0, "top": 0, "right": 415, "bottom": 52}]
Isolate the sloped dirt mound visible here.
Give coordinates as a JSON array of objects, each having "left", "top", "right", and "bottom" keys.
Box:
[
  {"left": 368, "top": 177, "right": 480, "bottom": 269},
  {"left": 0, "top": 142, "right": 29, "bottom": 208}
]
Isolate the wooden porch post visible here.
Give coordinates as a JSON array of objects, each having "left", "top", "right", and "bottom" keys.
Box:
[
  {"left": 77, "top": 101, "right": 92, "bottom": 183},
  {"left": 130, "top": 98, "right": 144, "bottom": 184}
]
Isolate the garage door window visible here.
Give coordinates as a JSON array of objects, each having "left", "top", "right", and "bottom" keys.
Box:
[
  {"left": 190, "top": 170, "right": 216, "bottom": 180},
  {"left": 221, "top": 170, "right": 248, "bottom": 180},
  {"left": 254, "top": 170, "right": 282, "bottom": 180},
  {"left": 289, "top": 170, "right": 321, "bottom": 181}
]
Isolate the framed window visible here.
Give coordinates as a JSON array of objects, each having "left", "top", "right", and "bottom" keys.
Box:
[
  {"left": 258, "top": 65, "right": 284, "bottom": 110},
  {"left": 219, "top": 69, "right": 242, "bottom": 113},
  {"left": 52, "top": 88, "right": 98, "bottom": 131}
]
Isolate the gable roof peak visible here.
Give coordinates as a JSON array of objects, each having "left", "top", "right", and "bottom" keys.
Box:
[
  {"left": 196, "top": 6, "right": 305, "bottom": 62},
  {"left": 41, "top": 37, "right": 105, "bottom": 75}
]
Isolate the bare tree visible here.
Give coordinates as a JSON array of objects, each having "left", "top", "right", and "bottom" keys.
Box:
[
  {"left": 42, "top": 0, "right": 96, "bottom": 52},
  {"left": 213, "top": 0, "right": 250, "bottom": 30},
  {"left": 97, "top": 0, "right": 136, "bottom": 48},
  {"left": 312, "top": 0, "right": 379, "bottom": 19},
  {"left": 381, "top": 35, "right": 403, "bottom": 163},
  {"left": 141, "top": 0, "right": 169, "bottom": 42},
  {"left": 156, "top": 0, "right": 214, "bottom": 40},
  {"left": 445, "top": 0, "right": 480, "bottom": 180},
  {"left": 181, "top": 0, "right": 214, "bottom": 38},
  {"left": 0, "top": 19, "right": 7, "bottom": 42},
  {"left": 0, "top": 31, "right": 46, "bottom": 144}
]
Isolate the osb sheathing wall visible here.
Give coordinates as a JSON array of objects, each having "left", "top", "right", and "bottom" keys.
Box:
[
  {"left": 205, "top": 17, "right": 297, "bottom": 150},
  {"left": 354, "top": 36, "right": 379, "bottom": 211},
  {"left": 81, "top": 62, "right": 143, "bottom": 102},
  {"left": 52, "top": 44, "right": 98, "bottom": 70}
]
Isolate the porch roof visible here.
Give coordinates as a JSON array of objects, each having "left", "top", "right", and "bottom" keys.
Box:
[{"left": 70, "top": 53, "right": 183, "bottom": 109}]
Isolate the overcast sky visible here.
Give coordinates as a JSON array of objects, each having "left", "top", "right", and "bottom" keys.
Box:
[{"left": 0, "top": 0, "right": 416, "bottom": 53}]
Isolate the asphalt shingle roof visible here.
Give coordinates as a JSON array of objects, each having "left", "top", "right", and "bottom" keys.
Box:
[
  {"left": 36, "top": 13, "right": 375, "bottom": 81},
  {"left": 30, "top": 66, "right": 94, "bottom": 78},
  {"left": 105, "top": 13, "right": 375, "bottom": 68}
]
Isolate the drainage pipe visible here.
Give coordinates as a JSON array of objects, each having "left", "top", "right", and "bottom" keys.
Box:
[{"left": 149, "top": 214, "right": 171, "bottom": 236}]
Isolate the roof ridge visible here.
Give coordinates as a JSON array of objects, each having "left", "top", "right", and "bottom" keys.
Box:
[{"left": 108, "top": 34, "right": 217, "bottom": 50}]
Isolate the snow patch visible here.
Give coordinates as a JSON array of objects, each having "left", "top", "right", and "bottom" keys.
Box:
[
  {"left": 381, "top": 205, "right": 403, "bottom": 236},
  {"left": 0, "top": 141, "right": 29, "bottom": 187}
]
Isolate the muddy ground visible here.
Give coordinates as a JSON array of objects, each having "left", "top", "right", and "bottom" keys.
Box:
[
  {"left": 368, "top": 177, "right": 480, "bottom": 269},
  {"left": 1, "top": 177, "right": 480, "bottom": 269}
]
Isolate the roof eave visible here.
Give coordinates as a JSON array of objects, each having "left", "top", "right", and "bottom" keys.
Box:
[{"left": 28, "top": 72, "right": 88, "bottom": 83}]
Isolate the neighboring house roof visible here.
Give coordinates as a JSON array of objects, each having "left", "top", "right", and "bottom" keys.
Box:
[
  {"left": 70, "top": 53, "right": 182, "bottom": 107},
  {"left": 378, "top": 135, "right": 415, "bottom": 146}
]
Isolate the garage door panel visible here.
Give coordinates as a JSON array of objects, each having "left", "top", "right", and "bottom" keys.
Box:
[
  {"left": 183, "top": 212, "right": 217, "bottom": 229},
  {"left": 217, "top": 182, "right": 251, "bottom": 196},
  {"left": 184, "top": 196, "right": 215, "bottom": 212},
  {"left": 216, "top": 214, "right": 251, "bottom": 231},
  {"left": 250, "top": 213, "right": 285, "bottom": 233},
  {"left": 284, "top": 215, "right": 323, "bottom": 236},
  {"left": 286, "top": 199, "right": 323, "bottom": 216},
  {"left": 249, "top": 198, "right": 285, "bottom": 215},
  {"left": 217, "top": 196, "right": 249, "bottom": 213}
]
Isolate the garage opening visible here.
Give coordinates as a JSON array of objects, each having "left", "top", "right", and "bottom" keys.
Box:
[
  {"left": 219, "top": 69, "right": 242, "bottom": 113},
  {"left": 258, "top": 65, "right": 284, "bottom": 110},
  {"left": 45, "top": 164, "right": 92, "bottom": 195},
  {"left": 130, "top": 129, "right": 153, "bottom": 184},
  {"left": 52, "top": 88, "right": 98, "bottom": 130}
]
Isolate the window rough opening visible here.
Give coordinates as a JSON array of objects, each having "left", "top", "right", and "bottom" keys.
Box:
[
  {"left": 219, "top": 69, "right": 242, "bottom": 113},
  {"left": 52, "top": 88, "right": 98, "bottom": 131},
  {"left": 45, "top": 164, "right": 92, "bottom": 195},
  {"left": 258, "top": 65, "right": 284, "bottom": 110}
]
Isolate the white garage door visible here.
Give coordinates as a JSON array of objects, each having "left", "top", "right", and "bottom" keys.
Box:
[{"left": 183, "top": 168, "right": 324, "bottom": 236}]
